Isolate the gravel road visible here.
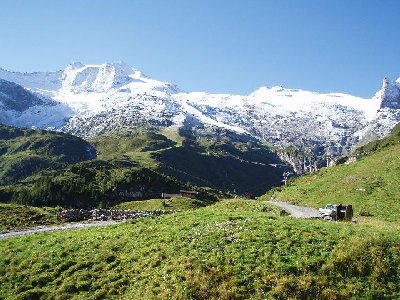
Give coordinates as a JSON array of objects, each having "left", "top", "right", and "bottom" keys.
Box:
[
  {"left": 1, "top": 202, "right": 321, "bottom": 239},
  {"left": 267, "top": 201, "right": 321, "bottom": 219},
  {"left": 0, "top": 220, "right": 123, "bottom": 240}
]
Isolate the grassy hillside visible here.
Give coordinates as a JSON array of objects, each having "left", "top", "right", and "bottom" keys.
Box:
[
  {"left": 0, "top": 124, "right": 95, "bottom": 185},
  {"left": 1, "top": 199, "right": 399, "bottom": 299},
  {"left": 91, "top": 127, "right": 291, "bottom": 196},
  {"left": 263, "top": 123, "right": 400, "bottom": 222},
  {"left": 113, "top": 196, "right": 210, "bottom": 211},
  {"left": 155, "top": 144, "right": 286, "bottom": 196},
  {"left": 0, "top": 204, "right": 61, "bottom": 232},
  {"left": 89, "top": 129, "right": 174, "bottom": 169},
  {"left": 0, "top": 126, "right": 228, "bottom": 209},
  {"left": 0, "top": 123, "right": 289, "bottom": 209}
]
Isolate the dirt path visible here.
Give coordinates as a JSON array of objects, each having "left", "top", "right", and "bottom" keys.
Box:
[
  {"left": 267, "top": 201, "right": 321, "bottom": 219},
  {"left": 0, "top": 220, "right": 123, "bottom": 240}
]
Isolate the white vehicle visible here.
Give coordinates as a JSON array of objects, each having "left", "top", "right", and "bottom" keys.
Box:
[{"left": 318, "top": 204, "right": 338, "bottom": 220}]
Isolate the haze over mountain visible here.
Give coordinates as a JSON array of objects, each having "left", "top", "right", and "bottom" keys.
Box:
[{"left": 0, "top": 62, "right": 399, "bottom": 172}]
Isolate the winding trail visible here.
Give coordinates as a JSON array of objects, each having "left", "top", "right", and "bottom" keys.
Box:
[
  {"left": 268, "top": 201, "right": 321, "bottom": 219},
  {"left": 0, "top": 220, "right": 123, "bottom": 240}
]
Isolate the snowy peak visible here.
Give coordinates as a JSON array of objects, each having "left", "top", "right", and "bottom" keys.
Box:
[
  {"left": 57, "top": 62, "right": 179, "bottom": 95},
  {"left": 61, "top": 62, "right": 137, "bottom": 93},
  {"left": 250, "top": 85, "right": 297, "bottom": 97},
  {"left": 67, "top": 62, "right": 85, "bottom": 69},
  {"left": 0, "top": 62, "right": 176, "bottom": 95},
  {"left": 378, "top": 77, "right": 400, "bottom": 109}
]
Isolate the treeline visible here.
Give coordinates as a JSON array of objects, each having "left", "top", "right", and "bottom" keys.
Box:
[
  {"left": 0, "top": 163, "right": 174, "bottom": 208},
  {"left": 0, "top": 161, "right": 220, "bottom": 208}
]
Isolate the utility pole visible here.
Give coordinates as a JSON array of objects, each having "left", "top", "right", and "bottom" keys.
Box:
[{"left": 282, "top": 171, "right": 292, "bottom": 185}]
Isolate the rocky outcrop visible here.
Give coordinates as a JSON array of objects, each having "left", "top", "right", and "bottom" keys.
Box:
[
  {"left": 278, "top": 148, "right": 336, "bottom": 174},
  {"left": 379, "top": 78, "right": 400, "bottom": 110},
  {"left": 57, "top": 208, "right": 175, "bottom": 222}
]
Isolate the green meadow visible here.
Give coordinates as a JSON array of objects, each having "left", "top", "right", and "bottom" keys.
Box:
[{"left": 1, "top": 199, "right": 400, "bottom": 299}]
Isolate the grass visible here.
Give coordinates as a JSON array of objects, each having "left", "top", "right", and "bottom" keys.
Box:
[
  {"left": 113, "top": 196, "right": 210, "bottom": 211},
  {"left": 89, "top": 129, "right": 175, "bottom": 169},
  {"left": 160, "top": 126, "right": 185, "bottom": 146},
  {"left": 1, "top": 199, "right": 399, "bottom": 299},
  {"left": 0, "top": 204, "right": 61, "bottom": 233}
]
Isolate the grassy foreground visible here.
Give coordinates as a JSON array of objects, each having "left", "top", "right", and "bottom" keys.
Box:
[{"left": 1, "top": 199, "right": 399, "bottom": 299}]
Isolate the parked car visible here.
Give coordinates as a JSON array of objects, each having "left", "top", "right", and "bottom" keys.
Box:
[{"left": 319, "top": 204, "right": 337, "bottom": 220}]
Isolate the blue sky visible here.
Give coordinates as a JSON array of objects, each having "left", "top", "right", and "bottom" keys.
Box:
[{"left": 0, "top": 0, "right": 399, "bottom": 97}]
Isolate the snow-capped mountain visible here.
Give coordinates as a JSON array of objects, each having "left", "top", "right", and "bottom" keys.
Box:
[{"left": 0, "top": 62, "right": 399, "bottom": 172}]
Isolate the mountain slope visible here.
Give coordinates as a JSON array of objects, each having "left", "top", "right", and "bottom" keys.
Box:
[
  {"left": 379, "top": 78, "right": 400, "bottom": 109},
  {"left": 1, "top": 163, "right": 190, "bottom": 208},
  {"left": 0, "top": 124, "right": 96, "bottom": 185},
  {"left": 0, "top": 63, "right": 399, "bottom": 173},
  {"left": 90, "top": 126, "right": 292, "bottom": 196},
  {"left": 0, "top": 77, "right": 72, "bottom": 129},
  {"left": 0, "top": 122, "right": 290, "bottom": 207},
  {"left": 264, "top": 123, "right": 400, "bottom": 221},
  {"left": 0, "top": 79, "right": 46, "bottom": 111}
]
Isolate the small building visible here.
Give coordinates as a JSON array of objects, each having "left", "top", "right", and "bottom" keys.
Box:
[
  {"left": 161, "top": 190, "right": 199, "bottom": 199},
  {"left": 161, "top": 193, "right": 180, "bottom": 199},
  {"left": 180, "top": 190, "right": 199, "bottom": 198}
]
